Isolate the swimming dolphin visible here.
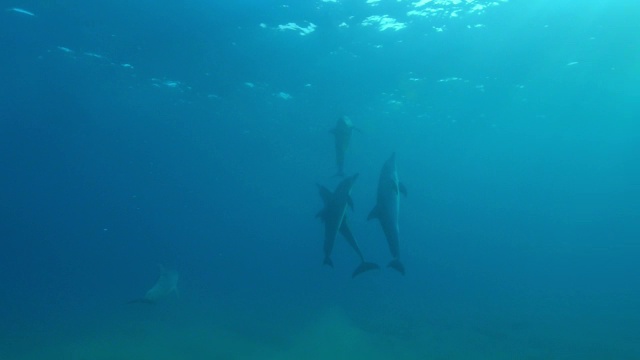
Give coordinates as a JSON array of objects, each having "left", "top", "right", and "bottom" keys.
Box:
[
  {"left": 316, "top": 175, "right": 357, "bottom": 267},
  {"left": 368, "top": 153, "right": 407, "bottom": 275},
  {"left": 317, "top": 182, "right": 380, "bottom": 278},
  {"left": 317, "top": 174, "right": 378, "bottom": 276},
  {"left": 330, "top": 116, "right": 355, "bottom": 177},
  {"left": 128, "top": 265, "right": 179, "bottom": 304}
]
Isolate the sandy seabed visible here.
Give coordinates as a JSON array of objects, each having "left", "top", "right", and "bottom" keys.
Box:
[{"left": 2, "top": 305, "right": 638, "bottom": 360}]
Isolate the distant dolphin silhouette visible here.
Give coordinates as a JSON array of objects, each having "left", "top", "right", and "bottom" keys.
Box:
[
  {"left": 128, "top": 265, "right": 179, "bottom": 304},
  {"left": 317, "top": 175, "right": 379, "bottom": 277},
  {"left": 368, "top": 153, "right": 407, "bottom": 275},
  {"left": 330, "top": 116, "right": 355, "bottom": 177}
]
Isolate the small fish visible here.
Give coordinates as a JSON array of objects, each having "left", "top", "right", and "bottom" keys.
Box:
[{"left": 7, "top": 8, "right": 36, "bottom": 16}]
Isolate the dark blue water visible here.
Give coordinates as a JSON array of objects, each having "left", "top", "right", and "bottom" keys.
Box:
[{"left": 1, "top": 1, "right": 639, "bottom": 358}]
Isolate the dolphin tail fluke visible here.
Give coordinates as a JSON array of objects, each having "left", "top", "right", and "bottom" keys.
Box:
[
  {"left": 388, "top": 259, "right": 405, "bottom": 275},
  {"left": 323, "top": 257, "right": 334, "bottom": 268},
  {"left": 352, "top": 262, "right": 380, "bottom": 278}
]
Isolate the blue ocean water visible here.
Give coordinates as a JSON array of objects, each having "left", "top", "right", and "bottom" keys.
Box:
[{"left": 1, "top": 0, "right": 639, "bottom": 358}]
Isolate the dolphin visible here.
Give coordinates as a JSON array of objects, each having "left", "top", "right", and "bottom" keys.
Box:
[
  {"left": 128, "top": 265, "right": 179, "bottom": 304},
  {"left": 318, "top": 174, "right": 358, "bottom": 268},
  {"left": 368, "top": 153, "right": 407, "bottom": 275},
  {"left": 317, "top": 175, "right": 379, "bottom": 277},
  {"left": 330, "top": 116, "right": 355, "bottom": 177}
]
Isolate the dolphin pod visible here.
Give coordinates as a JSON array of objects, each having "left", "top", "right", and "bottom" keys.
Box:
[{"left": 318, "top": 116, "right": 408, "bottom": 277}]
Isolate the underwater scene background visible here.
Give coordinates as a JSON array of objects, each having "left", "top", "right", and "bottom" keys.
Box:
[{"left": 1, "top": 0, "right": 639, "bottom": 358}]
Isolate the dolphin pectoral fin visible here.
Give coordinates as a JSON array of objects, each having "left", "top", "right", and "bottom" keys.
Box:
[
  {"left": 323, "top": 257, "right": 334, "bottom": 268},
  {"left": 399, "top": 182, "right": 408, "bottom": 197},
  {"left": 352, "top": 262, "right": 380, "bottom": 278},
  {"left": 388, "top": 259, "right": 405, "bottom": 275},
  {"left": 347, "top": 196, "right": 354, "bottom": 211},
  {"left": 367, "top": 206, "right": 380, "bottom": 221},
  {"left": 316, "top": 209, "right": 327, "bottom": 220}
]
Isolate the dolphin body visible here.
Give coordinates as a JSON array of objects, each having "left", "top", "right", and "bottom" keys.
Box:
[
  {"left": 317, "top": 175, "right": 379, "bottom": 278},
  {"left": 368, "top": 153, "right": 407, "bottom": 275},
  {"left": 330, "top": 116, "right": 355, "bottom": 177},
  {"left": 317, "top": 185, "right": 380, "bottom": 277},
  {"left": 128, "top": 266, "right": 179, "bottom": 304}
]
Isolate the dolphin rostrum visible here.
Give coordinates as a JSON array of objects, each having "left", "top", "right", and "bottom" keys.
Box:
[
  {"left": 317, "top": 175, "right": 379, "bottom": 278},
  {"left": 330, "top": 116, "right": 355, "bottom": 177},
  {"left": 128, "top": 265, "right": 179, "bottom": 304},
  {"left": 368, "top": 153, "right": 407, "bottom": 275}
]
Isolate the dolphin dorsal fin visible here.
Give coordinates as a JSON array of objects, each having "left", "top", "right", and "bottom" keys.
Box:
[{"left": 399, "top": 182, "right": 407, "bottom": 197}]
